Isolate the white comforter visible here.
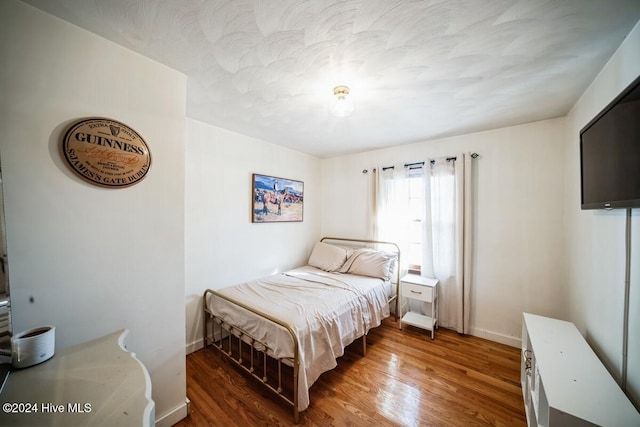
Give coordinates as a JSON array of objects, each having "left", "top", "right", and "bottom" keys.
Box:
[{"left": 210, "top": 265, "right": 390, "bottom": 411}]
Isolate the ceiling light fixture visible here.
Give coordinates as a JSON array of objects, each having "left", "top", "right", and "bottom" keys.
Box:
[{"left": 330, "top": 85, "right": 355, "bottom": 117}]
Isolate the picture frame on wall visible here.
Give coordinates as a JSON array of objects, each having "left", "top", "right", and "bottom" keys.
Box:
[{"left": 252, "top": 173, "right": 304, "bottom": 223}]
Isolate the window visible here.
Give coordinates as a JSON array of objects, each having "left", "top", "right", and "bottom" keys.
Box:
[{"left": 375, "top": 157, "right": 467, "bottom": 331}]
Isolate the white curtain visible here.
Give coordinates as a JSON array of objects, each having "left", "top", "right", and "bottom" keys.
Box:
[
  {"left": 461, "top": 153, "right": 473, "bottom": 334},
  {"left": 374, "top": 154, "right": 473, "bottom": 334},
  {"left": 423, "top": 155, "right": 472, "bottom": 333},
  {"left": 373, "top": 165, "right": 410, "bottom": 275}
]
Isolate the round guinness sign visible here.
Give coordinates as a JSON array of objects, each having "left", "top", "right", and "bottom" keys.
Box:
[{"left": 61, "top": 118, "right": 151, "bottom": 188}]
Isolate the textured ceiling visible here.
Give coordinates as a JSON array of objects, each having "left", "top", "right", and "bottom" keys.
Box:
[{"left": 21, "top": 0, "right": 640, "bottom": 158}]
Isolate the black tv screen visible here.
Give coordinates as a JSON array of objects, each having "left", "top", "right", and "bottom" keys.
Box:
[{"left": 580, "top": 74, "right": 640, "bottom": 210}]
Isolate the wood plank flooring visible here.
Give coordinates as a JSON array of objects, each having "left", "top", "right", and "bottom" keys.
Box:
[{"left": 176, "top": 318, "right": 526, "bottom": 426}]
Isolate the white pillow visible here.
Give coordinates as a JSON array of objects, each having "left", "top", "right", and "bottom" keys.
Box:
[
  {"left": 340, "top": 248, "right": 396, "bottom": 280},
  {"left": 307, "top": 242, "right": 348, "bottom": 272}
]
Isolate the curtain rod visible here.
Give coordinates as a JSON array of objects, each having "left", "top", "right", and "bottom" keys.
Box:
[
  {"left": 404, "top": 161, "right": 424, "bottom": 168},
  {"left": 430, "top": 156, "right": 457, "bottom": 164},
  {"left": 362, "top": 153, "right": 479, "bottom": 173}
]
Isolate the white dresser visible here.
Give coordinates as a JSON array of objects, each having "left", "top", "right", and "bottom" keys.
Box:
[
  {"left": 521, "top": 313, "right": 640, "bottom": 426},
  {"left": 0, "top": 329, "right": 154, "bottom": 426}
]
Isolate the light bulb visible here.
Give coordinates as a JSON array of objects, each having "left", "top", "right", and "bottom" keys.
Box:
[{"left": 330, "top": 86, "right": 355, "bottom": 117}]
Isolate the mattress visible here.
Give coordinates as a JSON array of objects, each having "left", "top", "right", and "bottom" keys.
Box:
[{"left": 209, "top": 265, "right": 391, "bottom": 411}]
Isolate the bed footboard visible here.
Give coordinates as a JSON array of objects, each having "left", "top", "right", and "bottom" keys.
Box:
[{"left": 203, "top": 289, "right": 301, "bottom": 423}]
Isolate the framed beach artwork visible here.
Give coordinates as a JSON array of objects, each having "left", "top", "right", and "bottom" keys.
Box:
[{"left": 252, "top": 173, "right": 304, "bottom": 223}]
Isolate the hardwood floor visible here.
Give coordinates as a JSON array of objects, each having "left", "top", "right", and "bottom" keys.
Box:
[{"left": 176, "top": 318, "right": 526, "bottom": 426}]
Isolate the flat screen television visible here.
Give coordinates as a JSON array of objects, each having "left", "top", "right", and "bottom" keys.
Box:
[{"left": 580, "top": 74, "right": 640, "bottom": 210}]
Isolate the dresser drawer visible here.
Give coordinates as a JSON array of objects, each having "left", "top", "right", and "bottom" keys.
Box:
[{"left": 401, "top": 282, "right": 433, "bottom": 303}]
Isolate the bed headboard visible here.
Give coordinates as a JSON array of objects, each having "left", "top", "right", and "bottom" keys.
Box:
[{"left": 320, "top": 237, "right": 401, "bottom": 319}]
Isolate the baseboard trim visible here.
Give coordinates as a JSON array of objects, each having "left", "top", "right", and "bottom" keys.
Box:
[
  {"left": 187, "top": 328, "right": 226, "bottom": 355},
  {"left": 155, "top": 399, "right": 189, "bottom": 427},
  {"left": 186, "top": 338, "right": 203, "bottom": 355},
  {"left": 468, "top": 326, "right": 521, "bottom": 348},
  {"left": 188, "top": 326, "right": 521, "bottom": 353}
]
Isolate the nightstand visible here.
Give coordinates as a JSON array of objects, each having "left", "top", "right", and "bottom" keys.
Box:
[{"left": 399, "top": 274, "right": 438, "bottom": 339}]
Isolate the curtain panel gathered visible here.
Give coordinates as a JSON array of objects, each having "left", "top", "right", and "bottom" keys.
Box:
[
  {"left": 372, "top": 154, "right": 474, "bottom": 334},
  {"left": 373, "top": 166, "right": 410, "bottom": 272}
]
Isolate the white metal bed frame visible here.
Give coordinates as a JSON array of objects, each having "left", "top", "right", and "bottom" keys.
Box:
[{"left": 202, "top": 237, "right": 400, "bottom": 423}]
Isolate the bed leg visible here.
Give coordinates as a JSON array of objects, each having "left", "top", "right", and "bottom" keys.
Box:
[
  {"left": 249, "top": 339, "right": 255, "bottom": 373},
  {"left": 202, "top": 316, "right": 207, "bottom": 349},
  {"left": 202, "top": 294, "right": 208, "bottom": 349},
  {"left": 362, "top": 334, "right": 367, "bottom": 356},
  {"left": 262, "top": 352, "right": 268, "bottom": 382},
  {"left": 293, "top": 365, "right": 299, "bottom": 424},
  {"left": 395, "top": 297, "right": 399, "bottom": 322}
]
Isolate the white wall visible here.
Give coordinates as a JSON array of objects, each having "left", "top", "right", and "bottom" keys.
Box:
[
  {"left": 563, "top": 19, "right": 640, "bottom": 407},
  {"left": 0, "top": 1, "right": 187, "bottom": 424},
  {"left": 321, "top": 118, "right": 566, "bottom": 346},
  {"left": 6, "top": 0, "right": 638, "bottom": 416},
  {"left": 185, "top": 118, "right": 322, "bottom": 352}
]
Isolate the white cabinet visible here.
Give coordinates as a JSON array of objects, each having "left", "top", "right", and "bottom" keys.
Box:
[
  {"left": 521, "top": 313, "right": 640, "bottom": 427},
  {"left": 399, "top": 274, "right": 438, "bottom": 339},
  {"left": 0, "top": 330, "right": 155, "bottom": 426}
]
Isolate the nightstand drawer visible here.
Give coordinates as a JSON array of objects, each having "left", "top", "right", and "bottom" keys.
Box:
[{"left": 401, "top": 282, "right": 433, "bottom": 303}]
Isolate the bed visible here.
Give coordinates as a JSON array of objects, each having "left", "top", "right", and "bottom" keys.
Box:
[{"left": 202, "top": 237, "right": 400, "bottom": 423}]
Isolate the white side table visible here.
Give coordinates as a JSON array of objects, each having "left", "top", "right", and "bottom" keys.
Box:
[{"left": 399, "top": 274, "right": 438, "bottom": 339}]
